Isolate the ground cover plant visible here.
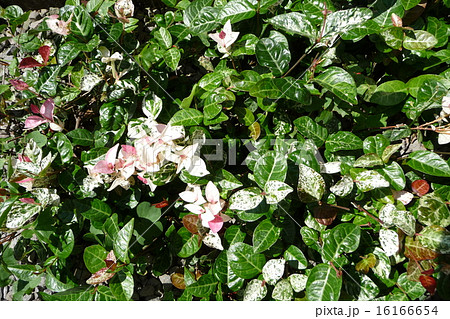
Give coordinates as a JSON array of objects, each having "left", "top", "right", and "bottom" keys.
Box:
[{"left": 0, "top": 0, "right": 449, "bottom": 301}]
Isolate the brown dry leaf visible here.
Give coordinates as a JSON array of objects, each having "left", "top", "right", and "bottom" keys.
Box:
[
  {"left": 313, "top": 205, "right": 338, "bottom": 226},
  {"left": 86, "top": 267, "right": 115, "bottom": 285},
  {"left": 182, "top": 214, "right": 200, "bottom": 234},
  {"left": 171, "top": 273, "right": 186, "bottom": 290}
]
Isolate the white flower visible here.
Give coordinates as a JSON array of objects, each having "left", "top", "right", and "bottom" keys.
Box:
[
  {"left": 438, "top": 94, "right": 450, "bottom": 144},
  {"left": 115, "top": 0, "right": 135, "bottom": 20},
  {"left": 208, "top": 20, "right": 239, "bottom": 57},
  {"left": 46, "top": 14, "right": 72, "bottom": 36}
]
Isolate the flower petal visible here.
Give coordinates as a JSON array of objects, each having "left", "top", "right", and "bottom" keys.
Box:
[
  {"left": 184, "top": 204, "right": 205, "bottom": 215},
  {"left": 208, "top": 215, "right": 223, "bottom": 234},
  {"left": 185, "top": 156, "right": 209, "bottom": 177},
  {"left": 205, "top": 181, "right": 220, "bottom": 204},
  {"left": 179, "top": 190, "right": 197, "bottom": 203},
  {"left": 92, "top": 160, "right": 114, "bottom": 174},
  {"left": 105, "top": 144, "right": 120, "bottom": 166}
]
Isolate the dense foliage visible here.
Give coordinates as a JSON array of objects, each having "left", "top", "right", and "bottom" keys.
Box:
[{"left": 0, "top": 0, "right": 449, "bottom": 301}]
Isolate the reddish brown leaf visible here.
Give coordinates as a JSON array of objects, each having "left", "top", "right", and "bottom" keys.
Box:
[
  {"left": 404, "top": 236, "right": 438, "bottom": 261},
  {"left": 38, "top": 45, "right": 51, "bottom": 65},
  {"left": 171, "top": 273, "right": 186, "bottom": 290},
  {"left": 411, "top": 179, "right": 429, "bottom": 197},
  {"left": 0, "top": 188, "right": 8, "bottom": 196},
  {"left": 391, "top": 13, "right": 403, "bottom": 27},
  {"left": 419, "top": 275, "right": 436, "bottom": 294},
  {"left": 19, "top": 57, "right": 42, "bottom": 69},
  {"left": 182, "top": 214, "right": 200, "bottom": 234},
  {"left": 313, "top": 205, "right": 338, "bottom": 226},
  {"left": 9, "top": 79, "right": 29, "bottom": 91},
  {"left": 104, "top": 250, "right": 117, "bottom": 271},
  {"left": 421, "top": 268, "right": 434, "bottom": 275}
]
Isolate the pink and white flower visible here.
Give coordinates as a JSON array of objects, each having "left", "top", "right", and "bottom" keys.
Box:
[
  {"left": 208, "top": 20, "right": 239, "bottom": 57},
  {"left": 46, "top": 14, "right": 72, "bottom": 36},
  {"left": 24, "top": 98, "right": 63, "bottom": 131},
  {"left": 181, "top": 182, "right": 226, "bottom": 233}
]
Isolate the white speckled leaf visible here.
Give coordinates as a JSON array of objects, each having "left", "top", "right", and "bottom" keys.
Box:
[
  {"left": 288, "top": 274, "right": 308, "bottom": 292},
  {"left": 202, "top": 231, "right": 224, "bottom": 250},
  {"left": 264, "top": 180, "right": 293, "bottom": 204},
  {"left": 320, "top": 161, "right": 341, "bottom": 174},
  {"left": 330, "top": 175, "right": 354, "bottom": 197},
  {"left": 243, "top": 279, "right": 267, "bottom": 301},
  {"left": 229, "top": 187, "right": 264, "bottom": 211},
  {"left": 297, "top": 164, "right": 325, "bottom": 203},
  {"left": 262, "top": 259, "right": 285, "bottom": 285},
  {"left": 379, "top": 204, "right": 416, "bottom": 236},
  {"left": 6, "top": 202, "right": 42, "bottom": 229},
  {"left": 354, "top": 170, "right": 389, "bottom": 192},
  {"left": 272, "top": 279, "right": 293, "bottom": 301},
  {"left": 380, "top": 228, "right": 399, "bottom": 256},
  {"left": 419, "top": 225, "right": 450, "bottom": 254},
  {"left": 31, "top": 188, "right": 60, "bottom": 208},
  {"left": 372, "top": 247, "right": 391, "bottom": 280}
]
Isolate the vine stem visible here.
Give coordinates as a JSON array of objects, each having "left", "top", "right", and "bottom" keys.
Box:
[{"left": 352, "top": 202, "right": 382, "bottom": 224}]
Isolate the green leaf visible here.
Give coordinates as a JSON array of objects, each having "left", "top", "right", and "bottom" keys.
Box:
[
  {"left": 254, "top": 151, "right": 287, "bottom": 188},
  {"left": 164, "top": 47, "right": 181, "bottom": 71},
  {"left": 229, "top": 187, "right": 264, "bottom": 211},
  {"left": 249, "top": 78, "right": 281, "bottom": 99},
  {"left": 284, "top": 245, "right": 308, "bottom": 270},
  {"left": 322, "top": 223, "right": 361, "bottom": 263},
  {"left": 187, "top": 274, "right": 217, "bottom": 297},
  {"left": 109, "top": 271, "right": 134, "bottom": 300},
  {"left": 268, "top": 12, "right": 316, "bottom": 39},
  {"left": 370, "top": 80, "right": 408, "bottom": 106},
  {"left": 57, "top": 43, "right": 80, "bottom": 67},
  {"left": 407, "top": 150, "right": 450, "bottom": 177},
  {"left": 40, "top": 286, "right": 95, "bottom": 301},
  {"left": 293, "top": 116, "right": 328, "bottom": 147},
  {"left": 255, "top": 31, "right": 291, "bottom": 77},
  {"left": 198, "top": 72, "right": 223, "bottom": 91},
  {"left": 218, "top": 0, "right": 256, "bottom": 24},
  {"left": 155, "top": 27, "right": 172, "bottom": 49},
  {"left": 363, "top": 134, "right": 390, "bottom": 157},
  {"left": 99, "top": 103, "right": 127, "bottom": 131},
  {"left": 228, "top": 242, "right": 266, "bottom": 279},
  {"left": 272, "top": 279, "right": 293, "bottom": 301},
  {"left": 314, "top": 66, "right": 358, "bottom": 104},
  {"left": 306, "top": 264, "right": 342, "bottom": 301},
  {"left": 213, "top": 251, "right": 244, "bottom": 291},
  {"left": 253, "top": 219, "right": 282, "bottom": 253},
  {"left": 36, "top": 66, "right": 60, "bottom": 96},
  {"left": 379, "top": 161, "right": 406, "bottom": 191},
  {"left": 66, "top": 129, "right": 93, "bottom": 146},
  {"left": 83, "top": 245, "right": 108, "bottom": 273},
  {"left": 174, "top": 227, "right": 202, "bottom": 258},
  {"left": 48, "top": 228, "right": 75, "bottom": 259},
  {"left": 70, "top": 6, "right": 93, "bottom": 38},
  {"left": 417, "top": 193, "right": 450, "bottom": 228},
  {"left": 427, "top": 17, "right": 448, "bottom": 48},
  {"left": 403, "top": 30, "right": 438, "bottom": 51},
  {"left": 169, "top": 108, "right": 203, "bottom": 126},
  {"left": 82, "top": 199, "right": 112, "bottom": 222},
  {"left": 95, "top": 285, "right": 118, "bottom": 301},
  {"left": 419, "top": 225, "right": 450, "bottom": 254},
  {"left": 273, "top": 77, "right": 312, "bottom": 104},
  {"left": 397, "top": 273, "right": 426, "bottom": 300},
  {"left": 381, "top": 27, "right": 404, "bottom": 49},
  {"left": 323, "top": 8, "right": 373, "bottom": 40},
  {"left": 401, "top": 0, "right": 421, "bottom": 10},
  {"left": 54, "top": 132, "right": 73, "bottom": 164},
  {"left": 297, "top": 164, "right": 325, "bottom": 203},
  {"left": 326, "top": 131, "right": 363, "bottom": 152},
  {"left": 113, "top": 218, "right": 134, "bottom": 262}
]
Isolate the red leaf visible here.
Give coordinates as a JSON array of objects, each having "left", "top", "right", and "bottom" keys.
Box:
[
  {"left": 419, "top": 275, "right": 436, "bottom": 294},
  {"left": 421, "top": 268, "right": 434, "bottom": 275},
  {"left": 9, "top": 79, "right": 29, "bottom": 90},
  {"left": 19, "top": 57, "right": 42, "bottom": 69},
  {"left": 313, "top": 205, "right": 338, "bottom": 226},
  {"left": 411, "top": 179, "right": 429, "bottom": 197},
  {"left": 39, "top": 45, "right": 51, "bottom": 66}
]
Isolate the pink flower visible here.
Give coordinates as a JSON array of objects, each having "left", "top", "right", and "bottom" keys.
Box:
[
  {"left": 24, "top": 98, "right": 63, "bottom": 131},
  {"left": 46, "top": 14, "right": 72, "bottom": 36},
  {"left": 92, "top": 144, "right": 119, "bottom": 174},
  {"left": 181, "top": 182, "right": 226, "bottom": 233}
]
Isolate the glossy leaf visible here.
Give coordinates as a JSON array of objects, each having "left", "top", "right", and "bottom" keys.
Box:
[
  {"left": 229, "top": 187, "right": 264, "bottom": 211},
  {"left": 326, "top": 131, "right": 363, "bottom": 152},
  {"left": 113, "top": 219, "right": 134, "bottom": 262},
  {"left": 262, "top": 259, "right": 285, "bottom": 285},
  {"left": 407, "top": 151, "right": 450, "bottom": 177},
  {"left": 218, "top": 0, "right": 256, "bottom": 24},
  {"left": 417, "top": 193, "right": 450, "bottom": 228},
  {"left": 255, "top": 31, "right": 290, "bottom": 77},
  {"left": 254, "top": 151, "right": 287, "bottom": 188},
  {"left": 243, "top": 279, "right": 267, "bottom": 301},
  {"left": 370, "top": 80, "right": 408, "bottom": 106},
  {"left": 297, "top": 164, "right": 325, "bottom": 203},
  {"left": 228, "top": 242, "right": 266, "bottom": 279},
  {"left": 169, "top": 108, "right": 203, "bottom": 126},
  {"left": 267, "top": 12, "right": 316, "bottom": 39},
  {"left": 314, "top": 67, "right": 358, "bottom": 104},
  {"left": 306, "top": 264, "right": 342, "bottom": 301},
  {"left": 322, "top": 223, "right": 361, "bottom": 263},
  {"left": 403, "top": 30, "right": 438, "bottom": 51},
  {"left": 252, "top": 219, "right": 282, "bottom": 253},
  {"left": 284, "top": 245, "right": 308, "bottom": 270},
  {"left": 419, "top": 225, "right": 450, "bottom": 254},
  {"left": 293, "top": 116, "right": 328, "bottom": 147},
  {"left": 272, "top": 279, "right": 293, "bottom": 301},
  {"left": 83, "top": 245, "right": 108, "bottom": 274}
]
